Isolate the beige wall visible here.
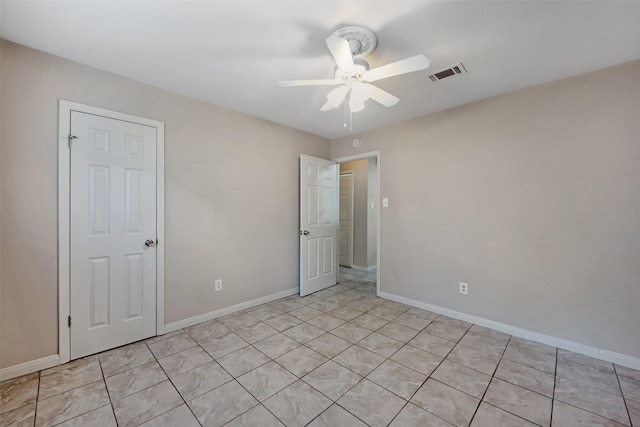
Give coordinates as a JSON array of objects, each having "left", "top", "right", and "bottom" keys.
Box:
[
  {"left": 332, "top": 60, "right": 640, "bottom": 359},
  {"left": 0, "top": 40, "right": 329, "bottom": 368}
]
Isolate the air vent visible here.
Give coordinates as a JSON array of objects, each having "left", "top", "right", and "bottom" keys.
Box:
[{"left": 428, "top": 63, "right": 467, "bottom": 82}]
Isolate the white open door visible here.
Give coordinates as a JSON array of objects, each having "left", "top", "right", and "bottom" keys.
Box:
[
  {"left": 300, "top": 155, "right": 339, "bottom": 296},
  {"left": 70, "top": 111, "right": 158, "bottom": 359}
]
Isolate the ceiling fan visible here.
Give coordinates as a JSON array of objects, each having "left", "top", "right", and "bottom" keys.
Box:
[{"left": 277, "top": 26, "right": 431, "bottom": 113}]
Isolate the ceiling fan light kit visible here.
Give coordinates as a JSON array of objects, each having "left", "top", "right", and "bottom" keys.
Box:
[{"left": 277, "top": 25, "right": 431, "bottom": 124}]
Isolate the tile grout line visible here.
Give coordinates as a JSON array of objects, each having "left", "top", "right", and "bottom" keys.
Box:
[
  {"left": 97, "top": 357, "right": 120, "bottom": 427},
  {"left": 141, "top": 337, "right": 203, "bottom": 426},
  {"left": 405, "top": 324, "right": 556, "bottom": 426},
  {"left": 217, "top": 340, "right": 286, "bottom": 427},
  {"left": 332, "top": 385, "right": 378, "bottom": 426},
  {"left": 554, "top": 355, "right": 633, "bottom": 425},
  {"left": 383, "top": 317, "right": 464, "bottom": 427},
  {"left": 211, "top": 314, "right": 305, "bottom": 426},
  {"left": 266, "top": 323, "right": 357, "bottom": 403},
  {"left": 195, "top": 332, "right": 273, "bottom": 425},
  {"left": 550, "top": 346, "right": 558, "bottom": 427},
  {"left": 466, "top": 334, "right": 508, "bottom": 425},
  {"left": 484, "top": 334, "right": 562, "bottom": 426},
  {"left": 38, "top": 359, "right": 117, "bottom": 427},
  {"left": 261, "top": 277, "right": 380, "bottom": 425},
  {"left": 381, "top": 313, "right": 502, "bottom": 424},
  {"left": 613, "top": 364, "right": 633, "bottom": 427},
  {"left": 33, "top": 371, "right": 41, "bottom": 427}
]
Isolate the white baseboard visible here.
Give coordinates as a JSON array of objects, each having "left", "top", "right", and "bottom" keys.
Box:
[
  {"left": 351, "top": 265, "right": 377, "bottom": 272},
  {"left": 165, "top": 287, "right": 298, "bottom": 333},
  {"left": 378, "top": 291, "right": 640, "bottom": 371},
  {"left": 0, "top": 288, "right": 298, "bottom": 381},
  {"left": 7, "top": 289, "right": 636, "bottom": 380},
  {"left": 0, "top": 354, "right": 60, "bottom": 381}
]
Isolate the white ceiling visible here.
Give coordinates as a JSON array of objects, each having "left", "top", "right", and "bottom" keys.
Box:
[{"left": 2, "top": 1, "right": 640, "bottom": 140}]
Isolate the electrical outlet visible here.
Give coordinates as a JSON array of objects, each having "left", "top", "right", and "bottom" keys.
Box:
[
  {"left": 459, "top": 282, "right": 468, "bottom": 295},
  {"left": 214, "top": 279, "right": 222, "bottom": 292}
]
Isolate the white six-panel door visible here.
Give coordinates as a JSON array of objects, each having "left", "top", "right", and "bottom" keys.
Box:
[
  {"left": 70, "top": 111, "right": 157, "bottom": 359},
  {"left": 300, "top": 155, "right": 339, "bottom": 296}
]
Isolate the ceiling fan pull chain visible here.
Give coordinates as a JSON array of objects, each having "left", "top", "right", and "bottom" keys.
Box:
[
  {"left": 344, "top": 96, "right": 347, "bottom": 128},
  {"left": 350, "top": 109, "right": 353, "bottom": 132},
  {"left": 350, "top": 93, "right": 353, "bottom": 132}
]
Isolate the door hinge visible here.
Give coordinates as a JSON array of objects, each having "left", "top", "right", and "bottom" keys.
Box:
[
  {"left": 68, "top": 315, "right": 72, "bottom": 328},
  {"left": 67, "top": 134, "right": 78, "bottom": 148}
]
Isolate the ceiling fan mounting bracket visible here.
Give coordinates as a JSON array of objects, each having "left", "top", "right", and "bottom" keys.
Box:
[{"left": 329, "top": 26, "right": 377, "bottom": 57}]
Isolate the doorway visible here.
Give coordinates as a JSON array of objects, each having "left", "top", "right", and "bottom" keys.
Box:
[
  {"left": 334, "top": 151, "right": 380, "bottom": 294},
  {"left": 339, "top": 172, "right": 354, "bottom": 268},
  {"left": 58, "top": 100, "right": 165, "bottom": 364}
]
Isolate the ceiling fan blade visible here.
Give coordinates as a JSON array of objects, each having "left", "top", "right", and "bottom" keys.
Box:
[
  {"left": 277, "top": 79, "right": 342, "bottom": 87},
  {"left": 369, "top": 85, "right": 400, "bottom": 107},
  {"left": 326, "top": 36, "right": 355, "bottom": 72},
  {"left": 320, "top": 101, "right": 334, "bottom": 112},
  {"left": 326, "top": 86, "right": 349, "bottom": 108},
  {"left": 363, "top": 54, "right": 431, "bottom": 82}
]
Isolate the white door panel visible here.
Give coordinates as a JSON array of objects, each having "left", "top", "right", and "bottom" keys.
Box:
[
  {"left": 70, "top": 111, "right": 157, "bottom": 359},
  {"left": 300, "top": 155, "right": 338, "bottom": 296}
]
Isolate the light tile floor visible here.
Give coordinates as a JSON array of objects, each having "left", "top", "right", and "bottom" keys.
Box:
[{"left": 2, "top": 267, "right": 639, "bottom": 426}]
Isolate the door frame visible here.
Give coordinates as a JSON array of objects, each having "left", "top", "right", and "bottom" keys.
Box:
[
  {"left": 57, "top": 100, "right": 165, "bottom": 364},
  {"left": 333, "top": 151, "right": 381, "bottom": 295},
  {"left": 339, "top": 171, "right": 354, "bottom": 268}
]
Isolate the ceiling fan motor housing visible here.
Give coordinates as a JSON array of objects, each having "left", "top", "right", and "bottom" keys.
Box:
[{"left": 335, "top": 58, "right": 370, "bottom": 80}]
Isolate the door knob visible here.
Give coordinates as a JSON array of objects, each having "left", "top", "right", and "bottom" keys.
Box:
[
  {"left": 145, "top": 239, "right": 157, "bottom": 247},
  {"left": 300, "top": 230, "right": 310, "bottom": 236}
]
